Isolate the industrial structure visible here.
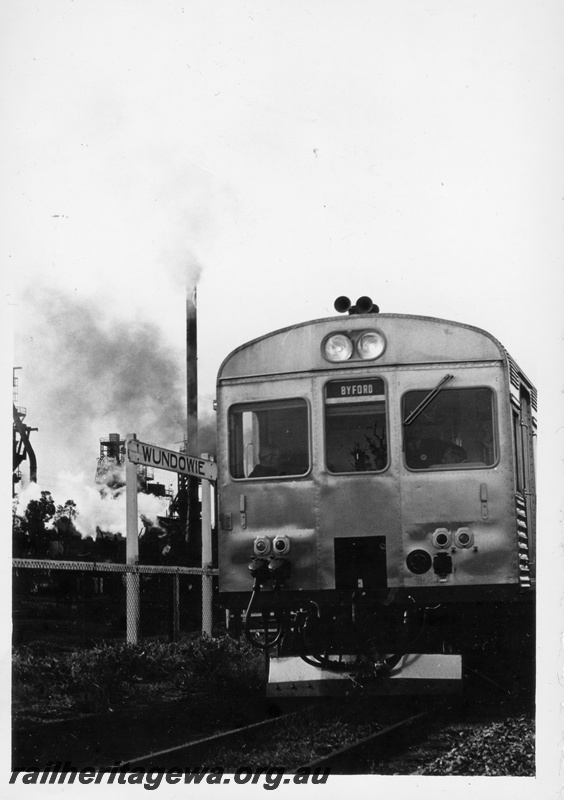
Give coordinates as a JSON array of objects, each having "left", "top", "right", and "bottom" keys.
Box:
[{"left": 12, "top": 368, "right": 37, "bottom": 495}]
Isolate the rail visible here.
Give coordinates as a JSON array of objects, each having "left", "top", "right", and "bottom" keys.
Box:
[
  {"left": 293, "top": 709, "right": 430, "bottom": 773},
  {"left": 116, "top": 704, "right": 438, "bottom": 774},
  {"left": 121, "top": 709, "right": 309, "bottom": 771}
]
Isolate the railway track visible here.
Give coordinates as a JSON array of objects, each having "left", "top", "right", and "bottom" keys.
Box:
[
  {"left": 293, "top": 696, "right": 534, "bottom": 775},
  {"left": 118, "top": 688, "right": 533, "bottom": 776},
  {"left": 118, "top": 706, "right": 314, "bottom": 772},
  {"left": 292, "top": 709, "right": 431, "bottom": 773},
  {"left": 117, "top": 700, "right": 442, "bottom": 774},
  {"left": 15, "top": 661, "right": 532, "bottom": 776},
  {"left": 368, "top": 718, "right": 489, "bottom": 775}
]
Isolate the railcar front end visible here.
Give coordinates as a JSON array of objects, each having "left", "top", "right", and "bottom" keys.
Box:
[{"left": 216, "top": 301, "right": 536, "bottom": 696}]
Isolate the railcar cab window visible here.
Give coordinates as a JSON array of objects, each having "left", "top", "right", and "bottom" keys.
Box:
[
  {"left": 403, "top": 387, "right": 496, "bottom": 470},
  {"left": 229, "top": 399, "right": 309, "bottom": 479},
  {"left": 325, "top": 378, "right": 388, "bottom": 473}
]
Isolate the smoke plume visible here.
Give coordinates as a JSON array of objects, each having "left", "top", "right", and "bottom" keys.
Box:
[
  {"left": 15, "top": 283, "right": 197, "bottom": 477},
  {"left": 14, "top": 268, "right": 218, "bottom": 531}
]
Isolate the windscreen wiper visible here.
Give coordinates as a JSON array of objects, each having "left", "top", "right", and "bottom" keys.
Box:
[{"left": 402, "top": 374, "right": 454, "bottom": 427}]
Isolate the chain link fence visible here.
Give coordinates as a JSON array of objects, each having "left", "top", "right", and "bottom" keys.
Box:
[{"left": 13, "top": 559, "right": 220, "bottom": 651}]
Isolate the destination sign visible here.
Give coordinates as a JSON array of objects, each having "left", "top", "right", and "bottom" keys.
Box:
[
  {"left": 127, "top": 440, "right": 217, "bottom": 481},
  {"left": 326, "top": 378, "right": 385, "bottom": 399}
]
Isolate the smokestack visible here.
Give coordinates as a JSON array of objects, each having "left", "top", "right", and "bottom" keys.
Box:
[
  {"left": 186, "top": 287, "right": 198, "bottom": 450},
  {"left": 185, "top": 285, "right": 200, "bottom": 559}
]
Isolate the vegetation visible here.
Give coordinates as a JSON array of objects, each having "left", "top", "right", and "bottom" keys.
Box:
[
  {"left": 13, "top": 635, "right": 266, "bottom": 726},
  {"left": 422, "top": 715, "right": 535, "bottom": 776},
  {"left": 13, "top": 491, "right": 80, "bottom": 558}
]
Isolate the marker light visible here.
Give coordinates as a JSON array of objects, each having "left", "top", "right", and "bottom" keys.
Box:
[
  {"left": 455, "top": 528, "right": 474, "bottom": 548},
  {"left": 323, "top": 334, "right": 354, "bottom": 362},
  {"left": 357, "top": 331, "right": 386, "bottom": 360}
]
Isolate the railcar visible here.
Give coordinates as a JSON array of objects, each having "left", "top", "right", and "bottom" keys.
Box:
[{"left": 216, "top": 297, "right": 536, "bottom": 695}]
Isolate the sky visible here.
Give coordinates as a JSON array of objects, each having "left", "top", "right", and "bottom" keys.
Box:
[
  {"left": 2, "top": 0, "right": 564, "bottom": 791},
  {"left": 3, "top": 0, "right": 562, "bottom": 483}
]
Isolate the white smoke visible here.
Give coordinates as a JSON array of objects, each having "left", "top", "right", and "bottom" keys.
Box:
[{"left": 15, "top": 473, "right": 170, "bottom": 539}]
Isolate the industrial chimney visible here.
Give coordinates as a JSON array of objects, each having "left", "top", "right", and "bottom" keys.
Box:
[{"left": 185, "top": 285, "right": 201, "bottom": 561}]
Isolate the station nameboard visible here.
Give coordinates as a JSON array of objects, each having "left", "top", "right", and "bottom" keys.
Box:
[
  {"left": 325, "top": 378, "right": 385, "bottom": 399},
  {"left": 127, "top": 440, "right": 217, "bottom": 481}
]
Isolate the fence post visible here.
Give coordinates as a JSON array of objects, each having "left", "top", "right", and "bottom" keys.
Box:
[
  {"left": 125, "top": 433, "right": 140, "bottom": 644},
  {"left": 170, "top": 572, "right": 180, "bottom": 642},
  {"left": 201, "top": 458, "right": 213, "bottom": 636}
]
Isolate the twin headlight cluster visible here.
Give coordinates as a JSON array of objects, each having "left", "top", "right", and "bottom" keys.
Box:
[
  {"left": 431, "top": 527, "right": 474, "bottom": 550},
  {"left": 249, "top": 536, "right": 292, "bottom": 585},
  {"left": 253, "top": 535, "right": 290, "bottom": 556},
  {"left": 322, "top": 330, "right": 386, "bottom": 363},
  {"left": 406, "top": 527, "right": 475, "bottom": 576}
]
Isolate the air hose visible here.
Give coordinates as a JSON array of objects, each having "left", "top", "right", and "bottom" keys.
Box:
[{"left": 243, "top": 580, "right": 284, "bottom": 651}]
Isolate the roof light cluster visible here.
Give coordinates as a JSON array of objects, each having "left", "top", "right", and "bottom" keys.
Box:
[{"left": 323, "top": 330, "right": 386, "bottom": 363}]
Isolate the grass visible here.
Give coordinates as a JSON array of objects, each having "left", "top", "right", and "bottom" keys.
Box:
[{"left": 12, "top": 634, "right": 266, "bottom": 726}]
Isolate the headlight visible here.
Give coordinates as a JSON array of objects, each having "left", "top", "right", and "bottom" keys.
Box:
[
  {"left": 323, "top": 334, "right": 354, "bottom": 362},
  {"left": 432, "top": 528, "right": 452, "bottom": 549},
  {"left": 253, "top": 536, "right": 271, "bottom": 556},
  {"left": 273, "top": 535, "right": 290, "bottom": 555},
  {"left": 357, "top": 331, "right": 386, "bottom": 360}
]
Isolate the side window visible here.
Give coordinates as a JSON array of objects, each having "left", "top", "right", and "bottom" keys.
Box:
[
  {"left": 229, "top": 399, "right": 309, "bottom": 479},
  {"left": 403, "top": 387, "right": 496, "bottom": 470},
  {"left": 325, "top": 378, "right": 387, "bottom": 473}
]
